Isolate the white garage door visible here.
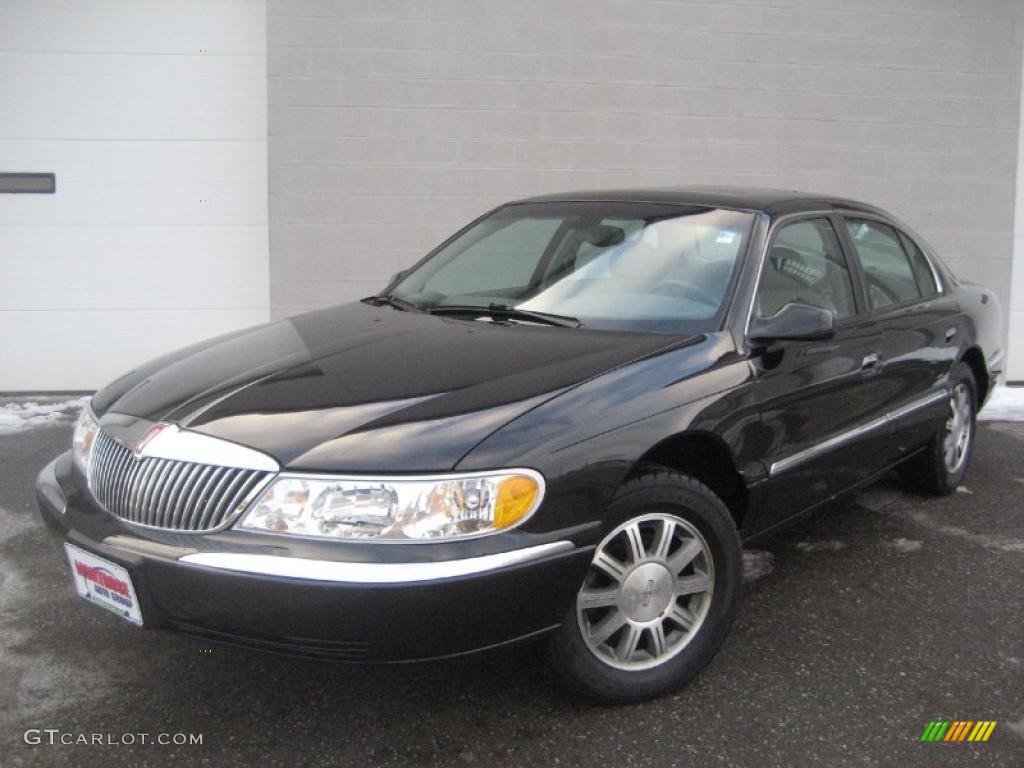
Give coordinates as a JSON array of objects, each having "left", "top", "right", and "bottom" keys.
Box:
[{"left": 0, "top": 0, "right": 269, "bottom": 390}]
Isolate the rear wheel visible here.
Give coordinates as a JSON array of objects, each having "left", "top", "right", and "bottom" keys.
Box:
[
  {"left": 899, "top": 363, "right": 977, "bottom": 495},
  {"left": 547, "top": 469, "right": 741, "bottom": 704}
]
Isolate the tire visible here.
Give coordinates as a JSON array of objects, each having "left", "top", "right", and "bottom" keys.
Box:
[
  {"left": 547, "top": 468, "right": 742, "bottom": 704},
  {"left": 898, "top": 361, "right": 978, "bottom": 496}
]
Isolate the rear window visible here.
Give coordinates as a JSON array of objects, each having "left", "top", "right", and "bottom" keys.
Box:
[
  {"left": 844, "top": 218, "right": 923, "bottom": 310},
  {"left": 897, "top": 231, "right": 939, "bottom": 297}
]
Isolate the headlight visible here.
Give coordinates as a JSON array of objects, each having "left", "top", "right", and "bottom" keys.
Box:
[
  {"left": 236, "top": 470, "right": 544, "bottom": 541},
  {"left": 72, "top": 404, "right": 99, "bottom": 475}
]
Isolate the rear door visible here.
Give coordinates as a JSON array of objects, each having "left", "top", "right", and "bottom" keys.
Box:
[
  {"left": 750, "top": 214, "right": 894, "bottom": 527},
  {"left": 838, "top": 215, "right": 959, "bottom": 455}
]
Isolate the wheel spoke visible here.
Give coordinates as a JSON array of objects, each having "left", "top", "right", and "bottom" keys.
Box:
[
  {"left": 589, "top": 610, "right": 627, "bottom": 646},
  {"left": 616, "top": 624, "right": 642, "bottom": 661},
  {"left": 651, "top": 518, "right": 675, "bottom": 561},
  {"left": 592, "top": 550, "right": 627, "bottom": 582},
  {"left": 667, "top": 538, "right": 703, "bottom": 575},
  {"left": 956, "top": 387, "right": 969, "bottom": 414},
  {"left": 579, "top": 586, "right": 619, "bottom": 610},
  {"left": 676, "top": 573, "right": 711, "bottom": 596},
  {"left": 624, "top": 523, "right": 646, "bottom": 564},
  {"left": 650, "top": 622, "right": 668, "bottom": 658},
  {"left": 667, "top": 603, "right": 694, "bottom": 630}
]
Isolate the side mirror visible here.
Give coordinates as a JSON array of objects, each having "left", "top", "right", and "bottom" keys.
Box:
[{"left": 748, "top": 302, "right": 835, "bottom": 343}]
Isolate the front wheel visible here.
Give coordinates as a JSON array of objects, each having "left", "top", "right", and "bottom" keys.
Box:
[
  {"left": 547, "top": 469, "right": 742, "bottom": 704},
  {"left": 898, "top": 362, "right": 978, "bottom": 495}
]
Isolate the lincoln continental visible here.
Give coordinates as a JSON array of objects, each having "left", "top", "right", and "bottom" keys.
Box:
[{"left": 37, "top": 187, "right": 1003, "bottom": 702}]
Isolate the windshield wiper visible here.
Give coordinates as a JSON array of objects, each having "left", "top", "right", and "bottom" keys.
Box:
[
  {"left": 361, "top": 293, "right": 421, "bottom": 312},
  {"left": 426, "top": 303, "right": 581, "bottom": 328}
]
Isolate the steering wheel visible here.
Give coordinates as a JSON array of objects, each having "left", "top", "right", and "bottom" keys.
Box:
[{"left": 652, "top": 278, "right": 720, "bottom": 307}]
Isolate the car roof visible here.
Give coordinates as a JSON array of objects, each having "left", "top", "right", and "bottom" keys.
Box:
[{"left": 514, "top": 185, "right": 890, "bottom": 218}]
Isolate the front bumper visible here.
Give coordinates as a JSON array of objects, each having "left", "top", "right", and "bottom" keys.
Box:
[{"left": 37, "top": 453, "right": 594, "bottom": 662}]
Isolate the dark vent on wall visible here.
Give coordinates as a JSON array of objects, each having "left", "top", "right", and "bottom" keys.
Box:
[{"left": 0, "top": 173, "right": 55, "bottom": 193}]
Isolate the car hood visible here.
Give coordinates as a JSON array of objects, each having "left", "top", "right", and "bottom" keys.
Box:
[{"left": 92, "top": 302, "right": 691, "bottom": 471}]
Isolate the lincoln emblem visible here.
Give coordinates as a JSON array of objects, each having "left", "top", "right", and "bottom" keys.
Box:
[
  {"left": 641, "top": 579, "right": 657, "bottom": 608},
  {"left": 133, "top": 422, "right": 170, "bottom": 460}
]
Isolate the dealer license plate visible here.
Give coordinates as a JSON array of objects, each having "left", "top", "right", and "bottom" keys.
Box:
[{"left": 64, "top": 543, "right": 143, "bottom": 626}]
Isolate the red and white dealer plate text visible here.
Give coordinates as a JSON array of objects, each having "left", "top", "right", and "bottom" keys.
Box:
[{"left": 65, "top": 543, "right": 143, "bottom": 626}]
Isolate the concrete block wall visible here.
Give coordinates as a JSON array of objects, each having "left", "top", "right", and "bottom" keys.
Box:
[
  {"left": 1010, "top": 40, "right": 1024, "bottom": 382},
  {"left": 268, "top": 0, "right": 1024, "bottom": 371}
]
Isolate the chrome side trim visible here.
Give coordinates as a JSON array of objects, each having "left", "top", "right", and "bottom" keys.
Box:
[
  {"left": 770, "top": 414, "right": 889, "bottom": 477},
  {"left": 179, "top": 541, "right": 576, "bottom": 583},
  {"left": 769, "top": 389, "right": 949, "bottom": 477},
  {"left": 921, "top": 247, "right": 945, "bottom": 294},
  {"left": 886, "top": 389, "right": 949, "bottom": 423},
  {"left": 139, "top": 423, "right": 279, "bottom": 472}
]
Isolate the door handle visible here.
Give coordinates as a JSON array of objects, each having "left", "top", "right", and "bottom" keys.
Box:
[{"left": 862, "top": 353, "right": 882, "bottom": 372}]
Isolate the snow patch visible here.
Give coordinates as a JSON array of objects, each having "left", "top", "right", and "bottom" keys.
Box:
[
  {"left": 978, "top": 385, "right": 1024, "bottom": 422},
  {"left": 884, "top": 537, "right": 923, "bottom": 553},
  {"left": 795, "top": 540, "right": 847, "bottom": 553},
  {"left": 742, "top": 550, "right": 774, "bottom": 582},
  {"left": 900, "top": 510, "right": 1024, "bottom": 554},
  {"left": 0, "top": 397, "right": 88, "bottom": 436}
]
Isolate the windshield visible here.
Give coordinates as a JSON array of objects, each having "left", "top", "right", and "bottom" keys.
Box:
[{"left": 391, "top": 201, "right": 755, "bottom": 334}]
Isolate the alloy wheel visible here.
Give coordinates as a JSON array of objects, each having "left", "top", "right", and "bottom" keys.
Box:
[
  {"left": 576, "top": 513, "right": 714, "bottom": 671},
  {"left": 943, "top": 383, "right": 973, "bottom": 474}
]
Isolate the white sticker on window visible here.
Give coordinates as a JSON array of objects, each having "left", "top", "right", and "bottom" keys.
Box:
[
  {"left": 715, "top": 231, "right": 736, "bottom": 244},
  {"left": 855, "top": 223, "right": 869, "bottom": 239}
]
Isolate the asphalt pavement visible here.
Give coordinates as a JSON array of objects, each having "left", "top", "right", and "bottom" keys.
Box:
[{"left": 1, "top": 399, "right": 1021, "bottom": 767}]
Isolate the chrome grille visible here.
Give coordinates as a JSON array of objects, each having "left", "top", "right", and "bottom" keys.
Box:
[{"left": 88, "top": 429, "right": 272, "bottom": 532}]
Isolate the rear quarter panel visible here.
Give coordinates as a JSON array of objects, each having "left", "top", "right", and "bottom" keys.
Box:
[{"left": 957, "top": 281, "right": 1004, "bottom": 388}]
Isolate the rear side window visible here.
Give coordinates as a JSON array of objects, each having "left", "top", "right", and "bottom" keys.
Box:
[
  {"left": 897, "top": 231, "right": 939, "bottom": 297},
  {"left": 844, "top": 218, "right": 923, "bottom": 309},
  {"left": 758, "top": 218, "right": 857, "bottom": 319}
]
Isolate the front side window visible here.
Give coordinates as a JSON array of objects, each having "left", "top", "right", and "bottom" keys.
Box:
[
  {"left": 844, "top": 218, "right": 923, "bottom": 309},
  {"left": 757, "top": 218, "right": 857, "bottom": 320},
  {"left": 392, "top": 202, "right": 755, "bottom": 334}
]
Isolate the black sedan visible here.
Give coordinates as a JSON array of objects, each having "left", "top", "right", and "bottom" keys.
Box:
[{"left": 37, "top": 187, "right": 1003, "bottom": 703}]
